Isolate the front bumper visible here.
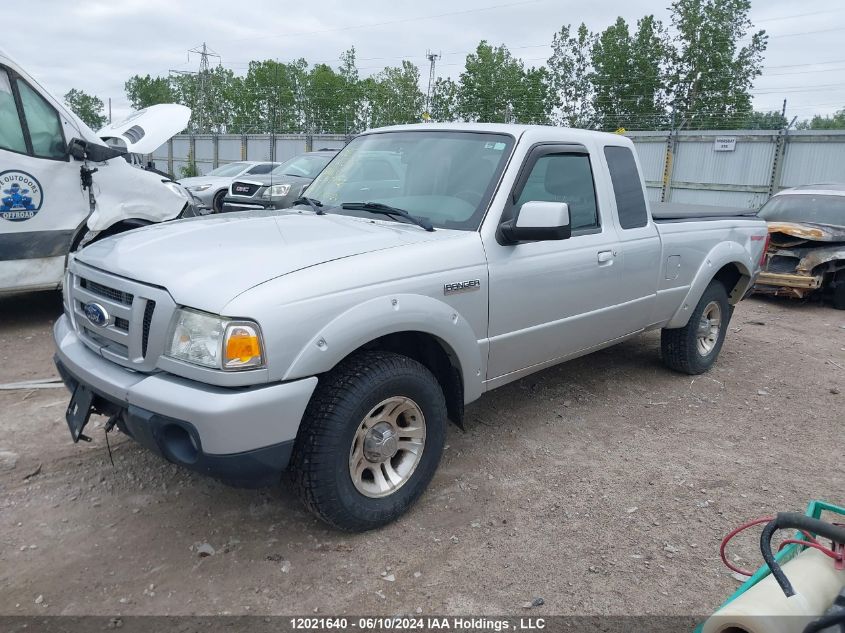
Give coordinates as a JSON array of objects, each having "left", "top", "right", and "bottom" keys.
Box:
[
  {"left": 53, "top": 315, "right": 317, "bottom": 487},
  {"left": 221, "top": 198, "right": 269, "bottom": 213}
]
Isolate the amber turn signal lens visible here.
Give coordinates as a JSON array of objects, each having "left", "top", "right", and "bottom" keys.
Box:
[{"left": 223, "top": 325, "right": 263, "bottom": 368}]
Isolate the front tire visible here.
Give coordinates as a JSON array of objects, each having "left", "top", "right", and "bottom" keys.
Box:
[
  {"left": 661, "top": 280, "right": 732, "bottom": 375},
  {"left": 290, "top": 351, "right": 447, "bottom": 531},
  {"left": 832, "top": 272, "right": 845, "bottom": 310},
  {"left": 212, "top": 189, "right": 226, "bottom": 213}
]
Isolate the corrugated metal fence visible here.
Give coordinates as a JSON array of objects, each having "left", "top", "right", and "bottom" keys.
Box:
[
  {"left": 627, "top": 129, "right": 845, "bottom": 209},
  {"left": 154, "top": 129, "right": 845, "bottom": 209}
]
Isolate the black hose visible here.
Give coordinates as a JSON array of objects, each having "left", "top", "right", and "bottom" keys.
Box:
[
  {"left": 761, "top": 520, "right": 796, "bottom": 597},
  {"left": 760, "top": 513, "right": 845, "bottom": 599},
  {"left": 802, "top": 611, "right": 845, "bottom": 633}
]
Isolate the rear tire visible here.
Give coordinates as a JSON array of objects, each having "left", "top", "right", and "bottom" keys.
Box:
[
  {"left": 290, "top": 351, "right": 447, "bottom": 532},
  {"left": 661, "top": 280, "right": 732, "bottom": 375}
]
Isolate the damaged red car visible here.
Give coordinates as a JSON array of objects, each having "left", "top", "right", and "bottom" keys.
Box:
[{"left": 755, "top": 184, "right": 845, "bottom": 309}]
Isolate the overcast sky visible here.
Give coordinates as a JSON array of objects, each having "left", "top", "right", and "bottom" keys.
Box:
[{"left": 5, "top": 0, "right": 845, "bottom": 125}]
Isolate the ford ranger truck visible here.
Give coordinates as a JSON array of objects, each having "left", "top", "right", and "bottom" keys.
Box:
[{"left": 54, "top": 124, "right": 769, "bottom": 531}]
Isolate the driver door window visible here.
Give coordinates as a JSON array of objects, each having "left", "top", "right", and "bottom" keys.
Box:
[
  {"left": 515, "top": 153, "right": 599, "bottom": 231},
  {"left": 0, "top": 69, "right": 26, "bottom": 154},
  {"left": 17, "top": 80, "right": 65, "bottom": 159}
]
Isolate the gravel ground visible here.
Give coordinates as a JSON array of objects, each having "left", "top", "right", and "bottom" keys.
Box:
[{"left": 0, "top": 291, "right": 843, "bottom": 617}]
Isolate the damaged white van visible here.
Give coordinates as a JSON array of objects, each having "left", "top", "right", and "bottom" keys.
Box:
[{"left": 0, "top": 48, "right": 196, "bottom": 295}]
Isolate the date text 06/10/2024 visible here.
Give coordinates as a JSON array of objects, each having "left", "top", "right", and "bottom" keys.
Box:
[{"left": 289, "top": 617, "right": 547, "bottom": 630}]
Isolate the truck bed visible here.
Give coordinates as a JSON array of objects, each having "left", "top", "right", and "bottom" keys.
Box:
[{"left": 652, "top": 201, "right": 758, "bottom": 222}]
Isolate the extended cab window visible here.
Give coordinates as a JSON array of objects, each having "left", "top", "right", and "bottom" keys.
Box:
[
  {"left": 604, "top": 145, "right": 648, "bottom": 229},
  {"left": 0, "top": 69, "right": 26, "bottom": 154},
  {"left": 17, "top": 80, "right": 65, "bottom": 159},
  {"left": 515, "top": 153, "right": 599, "bottom": 231}
]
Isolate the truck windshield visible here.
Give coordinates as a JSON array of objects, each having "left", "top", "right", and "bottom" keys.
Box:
[
  {"left": 758, "top": 194, "right": 845, "bottom": 228},
  {"left": 302, "top": 131, "right": 514, "bottom": 230}
]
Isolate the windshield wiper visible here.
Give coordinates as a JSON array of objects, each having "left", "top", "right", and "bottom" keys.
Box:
[
  {"left": 340, "top": 202, "right": 434, "bottom": 232},
  {"left": 292, "top": 196, "right": 325, "bottom": 215}
]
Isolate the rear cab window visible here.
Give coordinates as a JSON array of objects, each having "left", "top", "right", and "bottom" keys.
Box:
[{"left": 604, "top": 145, "right": 648, "bottom": 229}]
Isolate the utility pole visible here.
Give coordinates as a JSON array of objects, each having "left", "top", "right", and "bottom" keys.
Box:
[
  {"left": 171, "top": 43, "right": 220, "bottom": 133},
  {"left": 425, "top": 50, "right": 441, "bottom": 120}
]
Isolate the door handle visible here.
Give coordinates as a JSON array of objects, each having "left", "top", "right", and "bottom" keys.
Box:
[{"left": 597, "top": 250, "right": 615, "bottom": 263}]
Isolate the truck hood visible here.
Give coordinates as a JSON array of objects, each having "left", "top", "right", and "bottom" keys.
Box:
[{"left": 75, "top": 211, "right": 455, "bottom": 313}]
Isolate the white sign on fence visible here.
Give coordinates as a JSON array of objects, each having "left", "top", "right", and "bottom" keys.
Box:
[{"left": 714, "top": 136, "right": 737, "bottom": 152}]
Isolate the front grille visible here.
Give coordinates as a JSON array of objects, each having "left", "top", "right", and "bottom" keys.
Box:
[
  {"left": 70, "top": 268, "right": 167, "bottom": 370},
  {"left": 81, "top": 278, "right": 134, "bottom": 305},
  {"left": 767, "top": 255, "right": 799, "bottom": 274},
  {"left": 231, "top": 181, "right": 261, "bottom": 197},
  {"left": 142, "top": 300, "right": 156, "bottom": 356}
]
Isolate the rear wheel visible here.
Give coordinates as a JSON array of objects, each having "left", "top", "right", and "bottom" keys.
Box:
[
  {"left": 290, "top": 351, "right": 447, "bottom": 531},
  {"left": 661, "top": 280, "right": 732, "bottom": 375}
]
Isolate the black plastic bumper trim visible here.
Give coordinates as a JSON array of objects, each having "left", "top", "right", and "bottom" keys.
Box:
[{"left": 54, "top": 355, "right": 292, "bottom": 488}]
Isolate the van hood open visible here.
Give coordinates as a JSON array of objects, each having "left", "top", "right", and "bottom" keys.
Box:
[{"left": 97, "top": 104, "right": 191, "bottom": 154}]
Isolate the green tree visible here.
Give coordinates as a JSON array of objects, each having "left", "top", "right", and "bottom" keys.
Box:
[
  {"left": 547, "top": 24, "right": 594, "bottom": 127},
  {"left": 124, "top": 74, "right": 175, "bottom": 110},
  {"left": 429, "top": 77, "right": 459, "bottom": 122},
  {"left": 303, "top": 63, "right": 348, "bottom": 134},
  {"left": 63, "top": 88, "right": 106, "bottom": 130},
  {"left": 512, "top": 66, "right": 552, "bottom": 125},
  {"left": 666, "top": 0, "right": 767, "bottom": 129},
  {"left": 742, "top": 110, "right": 788, "bottom": 130},
  {"left": 361, "top": 61, "right": 425, "bottom": 128},
  {"left": 337, "top": 48, "right": 365, "bottom": 132},
  {"left": 458, "top": 41, "right": 538, "bottom": 123},
  {"left": 232, "top": 59, "right": 305, "bottom": 134},
  {"left": 796, "top": 108, "right": 845, "bottom": 130},
  {"left": 170, "top": 65, "right": 238, "bottom": 133},
  {"left": 591, "top": 16, "right": 669, "bottom": 131}
]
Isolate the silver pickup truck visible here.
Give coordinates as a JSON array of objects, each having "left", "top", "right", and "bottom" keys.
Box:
[{"left": 54, "top": 124, "right": 769, "bottom": 531}]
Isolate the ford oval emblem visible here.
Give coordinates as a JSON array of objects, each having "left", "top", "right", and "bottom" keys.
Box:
[{"left": 83, "top": 302, "right": 109, "bottom": 327}]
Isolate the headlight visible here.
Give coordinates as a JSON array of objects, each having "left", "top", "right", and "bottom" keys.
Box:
[
  {"left": 164, "top": 181, "right": 191, "bottom": 200},
  {"left": 186, "top": 184, "right": 212, "bottom": 192},
  {"left": 166, "top": 308, "right": 265, "bottom": 371},
  {"left": 262, "top": 183, "right": 291, "bottom": 198}
]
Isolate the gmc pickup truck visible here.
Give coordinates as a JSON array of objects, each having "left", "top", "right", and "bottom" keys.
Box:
[{"left": 54, "top": 124, "right": 769, "bottom": 531}]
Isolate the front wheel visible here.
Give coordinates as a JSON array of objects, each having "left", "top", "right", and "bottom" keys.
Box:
[
  {"left": 832, "top": 272, "right": 845, "bottom": 310},
  {"left": 290, "top": 351, "right": 447, "bottom": 531},
  {"left": 212, "top": 189, "right": 226, "bottom": 213},
  {"left": 661, "top": 280, "right": 732, "bottom": 375}
]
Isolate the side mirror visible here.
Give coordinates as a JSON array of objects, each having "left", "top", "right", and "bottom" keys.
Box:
[
  {"left": 498, "top": 201, "right": 571, "bottom": 244},
  {"left": 67, "top": 137, "right": 125, "bottom": 162},
  {"left": 68, "top": 138, "right": 87, "bottom": 161}
]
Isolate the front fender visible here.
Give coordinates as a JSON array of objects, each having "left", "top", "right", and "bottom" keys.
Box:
[
  {"left": 283, "top": 293, "right": 483, "bottom": 404},
  {"left": 666, "top": 241, "right": 755, "bottom": 329},
  {"left": 86, "top": 160, "right": 186, "bottom": 232}
]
